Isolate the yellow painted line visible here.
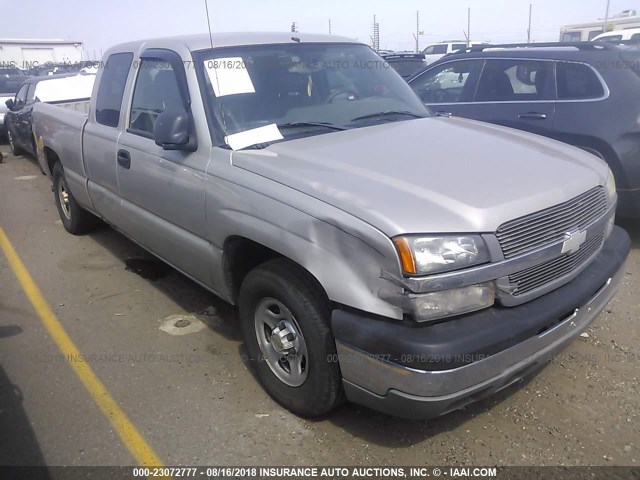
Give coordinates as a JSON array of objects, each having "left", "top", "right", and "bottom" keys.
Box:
[{"left": 0, "top": 227, "right": 164, "bottom": 468}]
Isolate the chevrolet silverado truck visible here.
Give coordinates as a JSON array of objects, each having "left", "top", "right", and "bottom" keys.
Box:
[{"left": 32, "top": 33, "right": 630, "bottom": 419}]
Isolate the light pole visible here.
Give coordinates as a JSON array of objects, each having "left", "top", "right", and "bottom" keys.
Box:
[{"left": 604, "top": 0, "right": 611, "bottom": 30}]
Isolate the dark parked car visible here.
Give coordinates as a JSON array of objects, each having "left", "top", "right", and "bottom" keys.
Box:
[
  {"left": 0, "top": 68, "right": 29, "bottom": 137},
  {"left": 5, "top": 73, "right": 94, "bottom": 157},
  {"left": 408, "top": 42, "right": 640, "bottom": 217},
  {"left": 381, "top": 52, "right": 426, "bottom": 79}
]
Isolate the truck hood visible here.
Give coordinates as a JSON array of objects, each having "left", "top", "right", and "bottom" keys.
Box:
[{"left": 231, "top": 117, "right": 610, "bottom": 236}]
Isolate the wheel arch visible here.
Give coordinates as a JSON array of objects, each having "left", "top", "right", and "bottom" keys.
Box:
[
  {"left": 222, "top": 235, "right": 328, "bottom": 306},
  {"left": 43, "top": 146, "right": 61, "bottom": 176}
]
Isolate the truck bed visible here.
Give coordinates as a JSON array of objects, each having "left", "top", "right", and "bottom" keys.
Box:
[
  {"left": 32, "top": 101, "right": 88, "bottom": 179},
  {"left": 49, "top": 99, "right": 90, "bottom": 114}
]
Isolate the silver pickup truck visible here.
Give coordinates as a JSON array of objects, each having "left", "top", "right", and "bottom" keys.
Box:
[{"left": 32, "top": 33, "right": 630, "bottom": 419}]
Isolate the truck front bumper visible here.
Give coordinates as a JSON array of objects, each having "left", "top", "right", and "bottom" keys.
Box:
[{"left": 332, "top": 226, "right": 630, "bottom": 419}]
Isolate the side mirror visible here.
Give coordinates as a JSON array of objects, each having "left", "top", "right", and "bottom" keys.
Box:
[
  {"left": 5, "top": 99, "right": 14, "bottom": 111},
  {"left": 153, "top": 111, "right": 190, "bottom": 150}
]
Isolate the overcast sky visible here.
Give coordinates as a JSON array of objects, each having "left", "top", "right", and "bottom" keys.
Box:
[{"left": 1, "top": 0, "right": 638, "bottom": 56}]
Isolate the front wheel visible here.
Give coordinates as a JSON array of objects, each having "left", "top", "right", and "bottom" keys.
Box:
[
  {"left": 239, "top": 259, "right": 344, "bottom": 417},
  {"left": 52, "top": 162, "right": 98, "bottom": 234},
  {"left": 7, "top": 129, "right": 22, "bottom": 156}
]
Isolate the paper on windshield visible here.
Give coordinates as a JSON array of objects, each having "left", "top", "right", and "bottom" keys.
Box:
[
  {"left": 204, "top": 57, "right": 255, "bottom": 97},
  {"left": 225, "top": 124, "right": 283, "bottom": 151}
]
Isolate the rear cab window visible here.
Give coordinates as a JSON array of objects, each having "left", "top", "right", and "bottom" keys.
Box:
[
  {"left": 556, "top": 62, "right": 605, "bottom": 100},
  {"left": 95, "top": 52, "right": 134, "bottom": 127}
]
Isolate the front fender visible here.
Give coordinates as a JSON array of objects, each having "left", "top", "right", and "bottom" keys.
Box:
[{"left": 206, "top": 176, "right": 405, "bottom": 320}]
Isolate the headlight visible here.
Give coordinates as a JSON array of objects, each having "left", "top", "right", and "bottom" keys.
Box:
[
  {"left": 386, "top": 283, "right": 495, "bottom": 323},
  {"left": 412, "top": 283, "right": 495, "bottom": 322},
  {"left": 605, "top": 170, "right": 616, "bottom": 200},
  {"left": 393, "top": 234, "right": 490, "bottom": 275}
]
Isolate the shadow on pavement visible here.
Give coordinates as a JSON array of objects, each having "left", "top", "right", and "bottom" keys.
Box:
[
  {"left": 0, "top": 364, "right": 51, "bottom": 476},
  {"left": 324, "top": 370, "right": 540, "bottom": 447},
  {"left": 616, "top": 219, "right": 639, "bottom": 249},
  {"left": 87, "top": 226, "right": 242, "bottom": 342}
]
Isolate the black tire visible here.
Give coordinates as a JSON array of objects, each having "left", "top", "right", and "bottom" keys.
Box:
[
  {"left": 7, "top": 129, "right": 22, "bottom": 156},
  {"left": 52, "top": 162, "right": 98, "bottom": 234},
  {"left": 239, "top": 258, "right": 344, "bottom": 417}
]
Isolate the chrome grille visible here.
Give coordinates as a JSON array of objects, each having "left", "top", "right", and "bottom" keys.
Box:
[
  {"left": 508, "top": 229, "right": 605, "bottom": 296},
  {"left": 496, "top": 187, "right": 607, "bottom": 259}
]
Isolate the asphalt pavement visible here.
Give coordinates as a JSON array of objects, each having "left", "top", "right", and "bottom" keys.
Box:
[{"left": 0, "top": 144, "right": 638, "bottom": 468}]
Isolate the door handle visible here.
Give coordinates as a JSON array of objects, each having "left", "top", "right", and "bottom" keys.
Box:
[
  {"left": 117, "top": 149, "right": 131, "bottom": 169},
  {"left": 518, "top": 112, "right": 547, "bottom": 120}
]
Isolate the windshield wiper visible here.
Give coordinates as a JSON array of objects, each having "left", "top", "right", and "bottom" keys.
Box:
[
  {"left": 350, "top": 111, "right": 426, "bottom": 122},
  {"left": 277, "top": 121, "right": 347, "bottom": 131}
]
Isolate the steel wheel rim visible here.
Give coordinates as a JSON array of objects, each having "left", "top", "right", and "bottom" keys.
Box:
[
  {"left": 58, "top": 179, "right": 71, "bottom": 220},
  {"left": 254, "top": 297, "right": 308, "bottom": 387}
]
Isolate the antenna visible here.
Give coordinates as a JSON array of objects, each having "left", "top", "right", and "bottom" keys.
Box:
[
  {"left": 527, "top": 3, "right": 532, "bottom": 43},
  {"left": 467, "top": 7, "right": 471, "bottom": 47},
  {"left": 204, "top": 0, "right": 214, "bottom": 48}
]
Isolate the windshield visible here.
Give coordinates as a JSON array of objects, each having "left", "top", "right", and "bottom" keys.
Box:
[{"left": 196, "top": 43, "right": 430, "bottom": 149}]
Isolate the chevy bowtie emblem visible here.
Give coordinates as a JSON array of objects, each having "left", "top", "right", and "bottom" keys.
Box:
[{"left": 561, "top": 230, "right": 587, "bottom": 255}]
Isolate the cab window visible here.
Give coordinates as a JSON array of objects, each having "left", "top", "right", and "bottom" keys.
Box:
[
  {"left": 556, "top": 62, "right": 604, "bottom": 100},
  {"left": 14, "top": 84, "right": 28, "bottom": 109},
  {"left": 128, "top": 59, "right": 187, "bottom": 137},
  {"left": 475, "top": 60, "right": 554, "bottom": 102},
  {"left": 423, "top": 44, "right": 448, "bottom": 55},
  {"left": 26, "top": 83, "right": 36, "bottom": 104},
  {"left": 410, "top": 60, "right": 483, "bottom": 103},
  {"left": 599, "top": 34, "right": 623, "bottom": 42}
]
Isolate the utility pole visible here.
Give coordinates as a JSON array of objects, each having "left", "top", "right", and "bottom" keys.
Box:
[
  {"left": 291, "top": 22, "right": 298, "bottom": 33},
  {"left": 413, "top": 11, "right": 424, "bottom": 53},
  {"left": 372, "top": 15, "right": 380, "bottom": 52},
  {"left": 527, "top": 3, "right": 532, "bottom": 43},
  {"left": 604, "top": 0, "right": 611, "bottom": 30},
  {"left": 329, "top": 19, "right": 332, "bottom": 35},
  {"left": 416, "top": 11, "right": 420, "bottom": 53}
]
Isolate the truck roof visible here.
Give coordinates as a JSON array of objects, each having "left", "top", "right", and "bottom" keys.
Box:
[{"left": 107, "top": 32, "right": 360, "bottom": 54}]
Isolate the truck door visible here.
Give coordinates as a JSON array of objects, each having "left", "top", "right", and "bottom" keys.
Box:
[
  {"left": 115, "top": 50, "right": 212, "bottom": 287},
  {"left": 20, "top": 83, "right": 37, "bottom": 155},
  {"left": 83, "top": 52, "right": 134, "bottom": 221},
  {"left": 8, "top": 83, "right": 28, "bottom": 149}
]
